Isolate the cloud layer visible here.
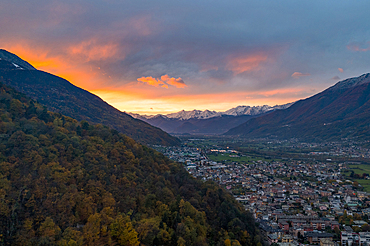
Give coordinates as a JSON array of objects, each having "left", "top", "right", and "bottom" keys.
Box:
[{"left": 1, "top": 0, "right": 370, "bottom": 113}]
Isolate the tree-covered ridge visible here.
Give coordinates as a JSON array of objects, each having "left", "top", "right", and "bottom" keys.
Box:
[{"left": 0, "top": 83, "right": 260, "bottom": 245}]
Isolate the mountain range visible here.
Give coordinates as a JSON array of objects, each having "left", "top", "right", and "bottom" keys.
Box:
[
  {"left": 0, "top": 49, "right": 180, "bottom": 146},
  {"left": 131, "top": 104, "right": 293, "bottom": 120},
  {"left": 2, "top": 49, "right": 369, "bottom": 143},
  {"left": 129, "top": 103, "right": 293, "bottom": 134},
  {"left": 225, "top": 73, "right": 370, "bottom": 141},
  {"left": 130, "top": 73, "right": 370, "bottom": 141}
]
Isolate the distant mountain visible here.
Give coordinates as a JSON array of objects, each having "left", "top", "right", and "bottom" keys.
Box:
[
  {"left": 166, "top": 109, "right": 219, "bottom": 120},
  {"left": 134, "top": 103, "right": 293, "bottom": 121},
  {"left": 226, "top": 73, "right": 370, "bottom": 141},
  {"left": 224, "top": 104, "right": 293, "bottom": 116},
  {"left": 0, "top": 49, "right": 180, "bottom": 146},
  {"left": 129, "top": 103, "right": 293, "bottom": 134},
  {"left": 141, "top": 114, "right": 258, "bottom": 134}
]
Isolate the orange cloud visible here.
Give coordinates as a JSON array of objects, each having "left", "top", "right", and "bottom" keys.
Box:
[
  {"left": 160, "top": 75, "right": 187, "bottom": 88},
  {"left": 137, "top": 76, "right": 168, "bottom": 88},
  {"left": 338, "top": 68, "right": 343, "bottom": 73},
  {"left": 227, "top": 54, "right": 268, "bottom": 74},
  {"left": 137, "top": 75, "right": 186, "bottom": 89},
  {"left": 291, "top": 72, "right": 310, "bottom": 78},
  {"left": 93, "top": 86, "right": 310, "bottom": 115},
  {"left": 3, "top": 43, "right": 109, "bottom": 91},
  {"left": 0, "top": 41, "right": 311, "bottom": 116},
  {"left": 347, "top": 42, "right": 370, "bottom": 52}
]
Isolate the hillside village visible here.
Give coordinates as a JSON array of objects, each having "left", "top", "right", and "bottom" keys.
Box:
[{"left": 154, "top": 143, "right": 370, "bottom": 246}]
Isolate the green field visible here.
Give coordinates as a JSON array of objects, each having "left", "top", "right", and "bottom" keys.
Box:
[
  {"left": 207, "top": 153, "right": 250, "bottom": 163},
  {"left": 347, "top": 164, "right": 370, "bottom": 175},
  {"left": 344, "top": 164, "right": 370, "bottom": 192},
  {"left": 355, "top": 179, "right": 370, "bottom": 192}
]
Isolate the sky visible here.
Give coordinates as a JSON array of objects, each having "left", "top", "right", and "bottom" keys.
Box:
[{"left": 1, "top": 0, "right": 370, "bottom": 114}]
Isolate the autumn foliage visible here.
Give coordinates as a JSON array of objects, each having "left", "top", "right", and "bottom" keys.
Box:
[{"left": 0, "top": 83, "right": 260, "bottom": 245}]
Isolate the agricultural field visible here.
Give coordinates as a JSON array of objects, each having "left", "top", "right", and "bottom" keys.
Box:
[
  {"left": 343, "top": 164, "right": 370, "bottom": 192},
  {"left": 347, "top": 164, "right": 370, "bottom": 175},
  {"left": 355, "top": 179, "right": 370, "bottom": 192}
]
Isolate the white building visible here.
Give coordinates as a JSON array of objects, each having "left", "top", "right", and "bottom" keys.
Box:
[
  {"left": 359, "top": 232, "right": 370, "bottom": 246},
  {"left": 341, "top": 231, "right": 359, "bottom": 246}
]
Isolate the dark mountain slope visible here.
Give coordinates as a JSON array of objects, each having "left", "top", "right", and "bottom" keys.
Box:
[
  {"left": 0, "top": 82, "right": 260, "bottom": 245},
  {"left": 0, "top": 49, "right": 36, "bottom": 70},
  {"left": 226, "top": 73, "right": 370, "bottom": 141},
  {"left": 0, "top": 50, "right": 180, "bottom": 146}
]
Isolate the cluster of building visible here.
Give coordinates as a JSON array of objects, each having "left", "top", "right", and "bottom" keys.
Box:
[
  {"left": 268, "top": 140, "right": 370, "bottom": 159},
  {"left": 154, "top": 144, "right": 370, "bottom": 245}
]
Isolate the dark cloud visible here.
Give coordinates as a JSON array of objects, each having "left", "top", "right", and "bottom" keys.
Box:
[{"left": 1, "top": 0, "right": 370, "bottom": 110}]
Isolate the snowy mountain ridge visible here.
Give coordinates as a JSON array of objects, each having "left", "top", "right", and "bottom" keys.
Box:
[
  {"left": 329, "top": 73, "right": 370, "bottom": 91},
  {"left": 129, "top": 102, "right": 294, "bottom": 120}
]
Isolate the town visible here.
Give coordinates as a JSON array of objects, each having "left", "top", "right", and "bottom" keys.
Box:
[{"left": 153, "top": 139, "right": 370, "bottom": 246}]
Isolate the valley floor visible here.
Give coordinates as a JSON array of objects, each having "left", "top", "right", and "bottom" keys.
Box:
[{"left": 153, "top": 137, "right": 370, "bottom": 245}]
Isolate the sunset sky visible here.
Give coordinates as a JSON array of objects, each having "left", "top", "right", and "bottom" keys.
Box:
[{"left": 1, "top": 1, "right": 370, "bottom": 114}]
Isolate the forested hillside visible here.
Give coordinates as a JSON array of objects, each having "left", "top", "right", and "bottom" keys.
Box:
[{"left": 0, "top": 82, "right": 261, "bottom": 245}]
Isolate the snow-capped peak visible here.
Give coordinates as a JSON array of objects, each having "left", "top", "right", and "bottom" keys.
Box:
[
  {"left": 223, "top": 103, "right": 293, "bottom": 116},
  {"left": 223, "top": 105, "right": 270, "bottom": 116},
  {"left": 166, "top": 109, "right": 220, "bottom": 120},
  {"left": 129, "top": 102, "right": 294, "bottom": 120},
  {"left": 329, "top": 73, "right": 370, "bottom": 91}
]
